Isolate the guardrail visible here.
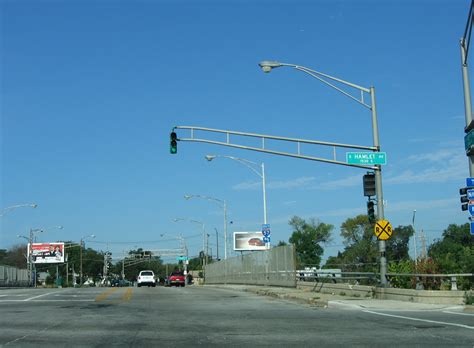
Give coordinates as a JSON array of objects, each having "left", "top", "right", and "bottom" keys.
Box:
[{"left": 296, "top": 270, "right": 473, "bottom": 290}]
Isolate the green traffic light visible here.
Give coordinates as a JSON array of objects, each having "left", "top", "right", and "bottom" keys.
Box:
[
  {"left": 170, "top": 132, "right": 177, "bottom": 154},
  {"left": 367, "top": 201, "right": 375, "bottom": 223}
]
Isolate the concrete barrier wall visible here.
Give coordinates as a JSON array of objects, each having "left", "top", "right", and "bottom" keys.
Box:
[
  {"left": 375, "top": 287, "right": 468, "bottom": 305},
  {"left": 298, "top": 281, "right": 373, "bottom": 298},
  {"left": 298, "top": 281, "right": 471, "bottom": 305}
]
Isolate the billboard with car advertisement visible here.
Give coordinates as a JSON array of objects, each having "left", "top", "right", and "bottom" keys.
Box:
[
  {"left": 28, "top": 242, "right": 65, "bottom": 264},
  {"left": 233, "top": 232, "right": 266, "bottom": 251}
]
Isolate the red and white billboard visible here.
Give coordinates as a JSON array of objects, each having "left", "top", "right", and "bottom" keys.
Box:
[
  {"left": 28, "top": 243, "right": 65, "bottom": 264},
  {"left": 233, "top": 232, "right": 266, "bottom": 251}
]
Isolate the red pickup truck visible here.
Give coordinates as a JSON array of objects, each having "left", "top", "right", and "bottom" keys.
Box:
[{"left": 168, "top": 271, "right": 186, "bottom": 287}]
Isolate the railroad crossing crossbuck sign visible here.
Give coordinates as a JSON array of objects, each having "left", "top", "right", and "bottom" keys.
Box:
[{"left": 374, "top": 220, "right": 393, "bottom": 240}]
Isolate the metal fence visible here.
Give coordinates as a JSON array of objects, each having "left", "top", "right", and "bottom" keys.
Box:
[
  {"left": 0, "top": 265, "right": 29, "bottom": 287},
  {"left": 205, "top": 245, "right": 296, "bottom": 287}
]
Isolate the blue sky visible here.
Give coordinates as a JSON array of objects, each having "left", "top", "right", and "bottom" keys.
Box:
[{"left": 1, "top": 0, "right": 471, "bottom": 264}]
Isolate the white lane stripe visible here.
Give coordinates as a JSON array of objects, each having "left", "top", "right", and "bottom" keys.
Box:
[
  {"left": 363, "top": 310, "right": 474, "bottom": 330},
  {"left": 442, "top": 310, "right": 474, "bottom": 317},
  {"left": 23, "top": 292, "right": 59, "bottom": 301},
  {"left": 0, "top": 300, "right": 95, "bottom": 303}
]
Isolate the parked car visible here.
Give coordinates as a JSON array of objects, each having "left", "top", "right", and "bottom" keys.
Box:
[
  {"left": 168, "top": 271, "right": 185, "bottom": 287},
  {"left": 137, "top": 270, "right": 156, "bottom": 287}
]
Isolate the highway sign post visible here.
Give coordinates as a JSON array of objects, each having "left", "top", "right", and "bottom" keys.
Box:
[
  {"left": 346, "top": 152, "right": 386, "bottom": 165},
  {"left": 374, "top": 220, "right": 393, "bottom": 240},
  {"left": 469, "top": 204, "right": 474, "bottom": 216},
  {"left": 467, "top": 177, "right": 474, "bottom": 187},
  {"left": 262, "top": 224, "right": 271, "bottom": 237}
]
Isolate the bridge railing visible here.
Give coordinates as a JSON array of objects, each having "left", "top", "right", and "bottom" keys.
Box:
[{"left": 296, "top": 269, "right": 473, "bottom": 290}]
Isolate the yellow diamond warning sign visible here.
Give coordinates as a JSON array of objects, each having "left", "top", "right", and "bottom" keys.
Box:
[{"left": 374, "top": 220, "right": 393, "bottom": 240}]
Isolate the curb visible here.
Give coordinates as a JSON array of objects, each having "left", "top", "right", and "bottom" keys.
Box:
[{"left": 242, "top": 287, "right": 329, "bottom": 307}]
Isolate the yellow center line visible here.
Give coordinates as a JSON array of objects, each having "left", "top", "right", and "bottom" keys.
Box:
[
  {"left": 122, "top": 288, "right": 133, "bottom": 302},
  {"left": 95, "top": 287, "right": 119, "bottom": 302}
]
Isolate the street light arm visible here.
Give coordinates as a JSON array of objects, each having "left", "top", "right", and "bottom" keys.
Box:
[
  {"left": 1, "top": 203, "right": 37, "bottom": 217},
  {"left": 225, "top": 156, "right": 263, "bottom": 178},
  {"left": 292, "top": 66, "right": 372, "bottom": 109},
  {"left": 261, "top": 61, "right": 372, "bottom": 109},
  {"left": 185, "top": 194, "right": 225, "bottom": 207}
]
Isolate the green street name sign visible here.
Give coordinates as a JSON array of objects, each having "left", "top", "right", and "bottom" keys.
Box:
[
  {"left": 176, "top": 256, "right": 188, "bottom": 261},
  {"left": 464, "top": 129, "right": 474, "bottom": 155},
  {"left": 346, "top": 152, "right": 387, "bottom": 165}
]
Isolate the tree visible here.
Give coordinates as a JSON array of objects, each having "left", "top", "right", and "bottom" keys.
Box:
[
  {"left": 386, "top": 225, "right": 414, "bottom": 262},
  {"left": 0, "top": 245, "right": 27, "bottom": 268},
  {"left": 324, "top": 215, "right": 413, "bottom": 276},
  {"left": 428, "top": 223, "right": 474, "bottom": 290},
  {"left": 288, "top": 216, "right": 332, "bottom": 268}
]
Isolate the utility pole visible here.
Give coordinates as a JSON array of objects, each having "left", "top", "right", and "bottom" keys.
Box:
[
  {"left": 215, "top": 228, "right": 219, "bottom": 261},
  {"left": 28, "top": 229, "right": 33, "bottom": 287},
  {"left": 461, "top": 1, "right": 474, "bottom": 176},
  {"left": 66, "top": 256, "right": 69, "bottom": 287},
  {"left": 412, "top": 209, "right": 418, "bottom": 267},
  {"left": 420, "top": 230, "right": 427, "bottom": 260},
  {"left": 122, "top": 258, "right": 125, "bottom": 279},
  {"left": 80, "top": 239, "right": 83, "bottom": 286},
  {"left": 206, "top": 233, "right": 210, "bottom": 264}
]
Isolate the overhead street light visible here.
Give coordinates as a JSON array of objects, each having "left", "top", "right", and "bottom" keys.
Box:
[
  {"left": 1, "top": 203, "right": 38, "bottom": 217},
  {"left": 259, "top": 59, "right": 387, "bottom": 286},
  {"left": 258, "top": 61, "right": 284, "bottom": 73},
  {"left": 205, "top": 154, "right": 268, "bottom": 226},
  {"left": 183, "top": 194, "right": 228, "bottom": 260}
]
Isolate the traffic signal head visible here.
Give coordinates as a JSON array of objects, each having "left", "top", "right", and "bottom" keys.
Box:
[
  {"left": 460, "top": 187, "right": 470, "bottom": 211},
  {"left": 367, "top": 201, "right": 375, "bottom": 223},
  {"left": 170, "top": 132, "right": 177, "bottom": 154},
  {"left": 363, "top": 173, "right": 376, "bottom": 197}
]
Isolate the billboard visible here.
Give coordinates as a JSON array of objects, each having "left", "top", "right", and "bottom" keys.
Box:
[
  {"left": 233, "top": 232, "right": 266, "bottom": 251},
  {"left": 28, "top": 243, "right": 65, "bottom": 264}
]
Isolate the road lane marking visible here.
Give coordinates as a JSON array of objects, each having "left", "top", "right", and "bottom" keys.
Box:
[
  {"left": 442, "top": 310, "right": 474, "bottom": 317},
  {"left": 95, "top": 287, "right": 119, "bottom": 302},
  {"left": 363, "top": 309, "right": 474, "bottom": 330},
  {"left": 23, "top": 292, "right": 60, "bottom": 301},
  {"left": 122, "top": 288, "right": 133, "bottom": 302}
]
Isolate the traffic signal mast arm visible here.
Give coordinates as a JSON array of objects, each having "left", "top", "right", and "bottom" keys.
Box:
[{"left": 171, "top": 126, "right": 379, "bottom": 171}]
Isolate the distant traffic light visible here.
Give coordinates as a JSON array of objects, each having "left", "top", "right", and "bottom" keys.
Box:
[
  {"left": 170, "top": 131, "right": 178, "bottom": 154},
  {"left": 460, "top": 187, "right": 470, "bottom": 211},
  {"left": 363, "top": 172, "right": 376, "bottom": 197},
  {"left": 367, "top": 200, "right": 375, "bottom": 223}
]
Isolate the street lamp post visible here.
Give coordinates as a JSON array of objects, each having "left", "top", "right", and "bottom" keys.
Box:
[
  {"left": 205, "top": 155, "right": 267, "bottom": 225},
  {"left": 80, "top": 234, "right": 95, "bottom": 286},
  {"left": 19, "top": 225, "right": 63, "bottom": 287},
  {"left": 259, "top": 60, "right": 387, "bottom": 286},
  {"left": 183, "top": 194, "right": 228, "bottom": 260},
  {"left": 412, "top": 209, "right": 418, "bottom": 268},
  {"left": 1, "top": 203, "right": 37, "bottom": 217},
  {"left": 173, "top": 218, "right": 206, "bottom": 265},
  {"left": 160, "top": 233, "right": 189, "bottom": 275}
]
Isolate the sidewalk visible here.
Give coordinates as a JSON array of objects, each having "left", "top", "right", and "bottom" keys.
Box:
[{"left": 205, "top": 284, "right": 470, "bottom": 312}]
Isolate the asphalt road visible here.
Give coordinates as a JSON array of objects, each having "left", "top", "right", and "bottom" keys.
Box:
[{"left": 0, "top": 286, "right": 472, "bottom": 347}]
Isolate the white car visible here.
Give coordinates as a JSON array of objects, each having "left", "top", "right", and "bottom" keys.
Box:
[{"left": 137, "top": 270, "right": 156, "bottom": 287}]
